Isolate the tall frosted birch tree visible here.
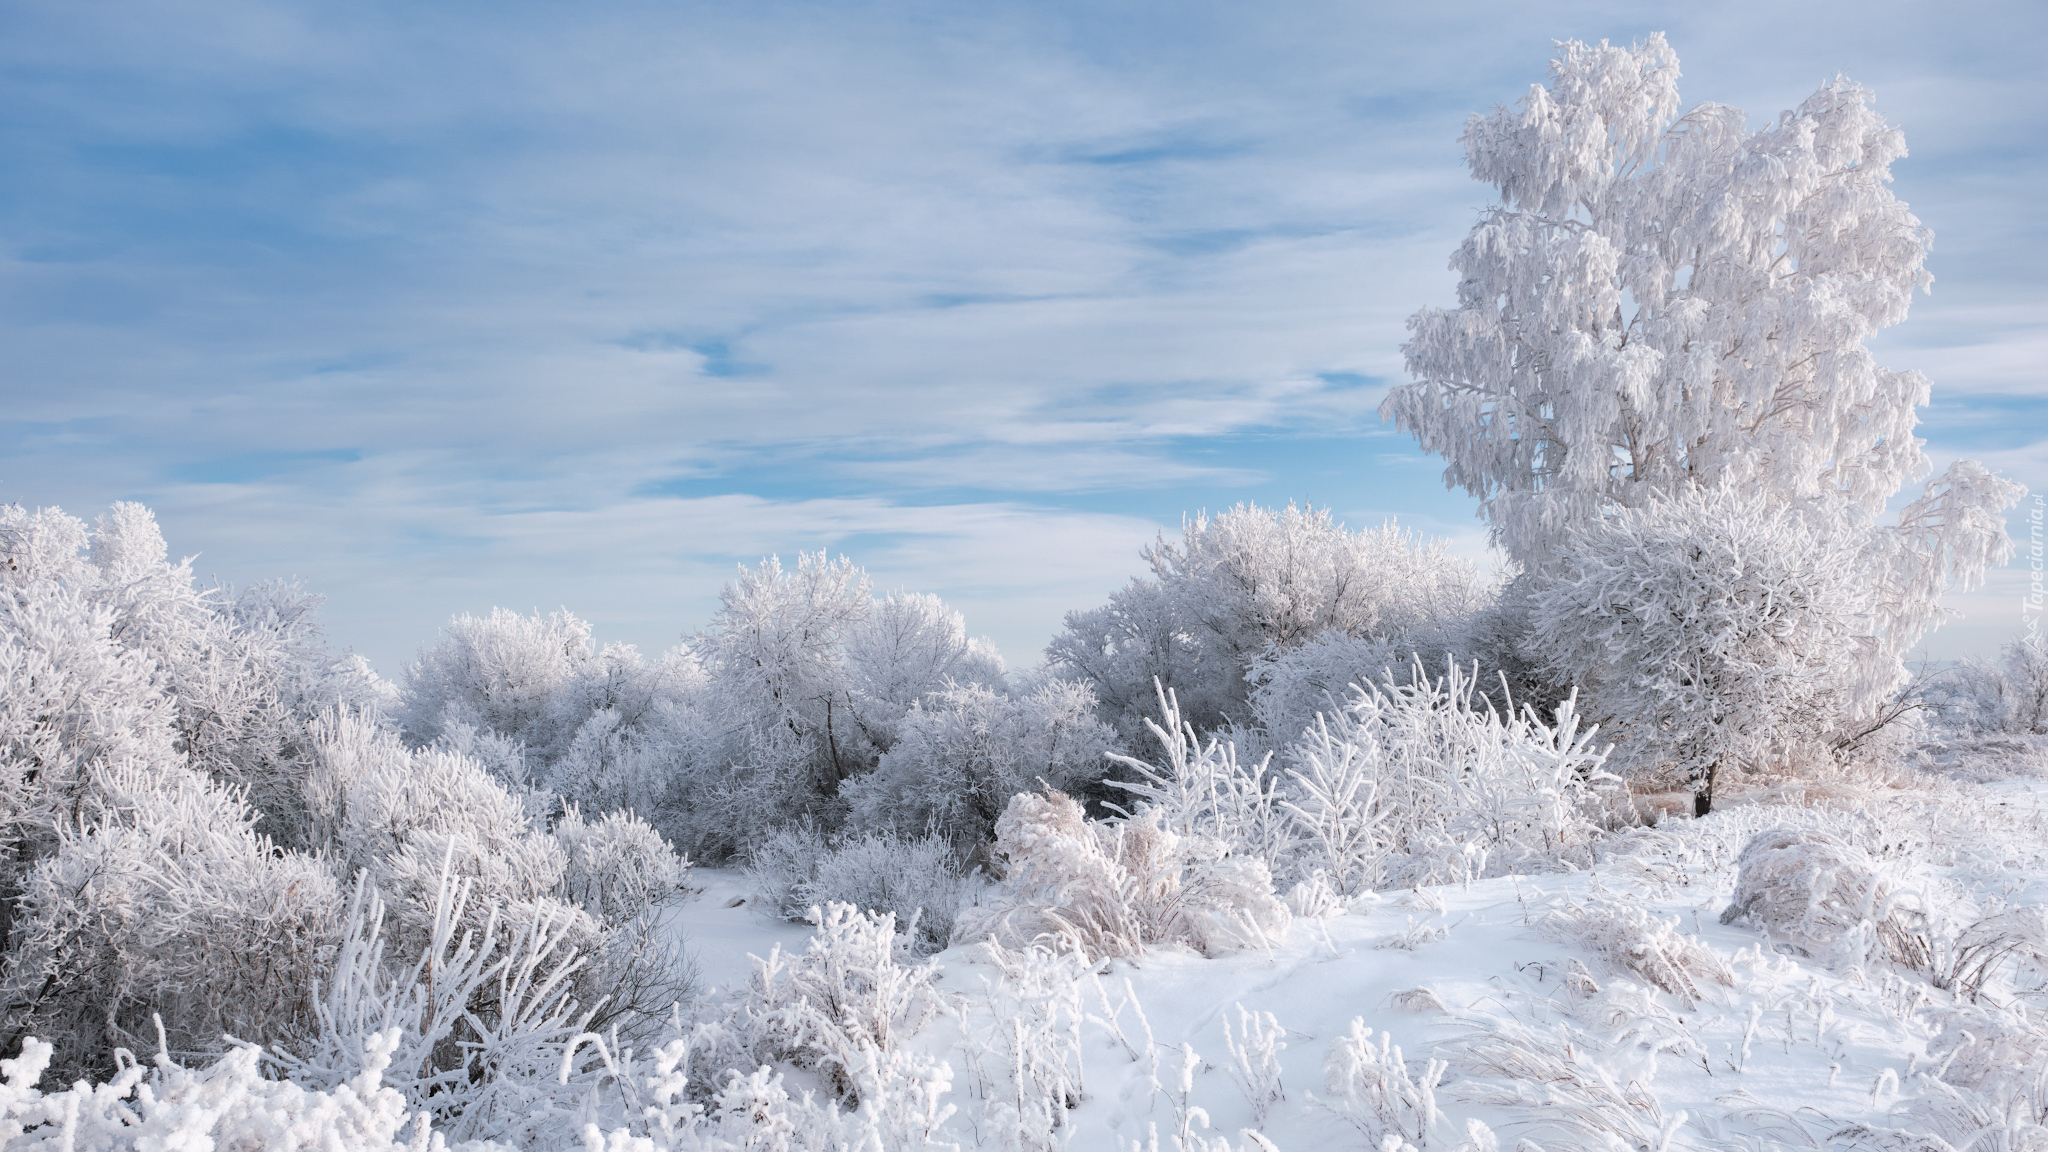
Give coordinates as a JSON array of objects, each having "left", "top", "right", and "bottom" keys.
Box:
[{"left": 1382, "top": 34, "right": 2020, "bottom": 716}]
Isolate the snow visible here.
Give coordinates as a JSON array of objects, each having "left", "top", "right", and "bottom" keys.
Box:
[
  {"left": 659, "top": 869, "right": 820, "bottom": 996},
  {"left": 615, "top": 768, "right": 2048, "bottom": 1150}
]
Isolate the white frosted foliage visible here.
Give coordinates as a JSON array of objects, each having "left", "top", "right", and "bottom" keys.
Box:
[{"left": 1382, "top": 34, "right": 2019, "bottom": 598}]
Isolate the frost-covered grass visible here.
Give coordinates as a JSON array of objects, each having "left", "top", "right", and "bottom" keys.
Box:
[{"left": 17, "top": 765, "right": 2048, "bottom": 1151}]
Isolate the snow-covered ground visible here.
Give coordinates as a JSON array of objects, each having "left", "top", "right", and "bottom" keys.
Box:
[
  {"left": 662, "top": 869, "right": 822, "bottom": 998},
  {"left": 665, "top": 763, "right": 2048, "bottom": 1150}
]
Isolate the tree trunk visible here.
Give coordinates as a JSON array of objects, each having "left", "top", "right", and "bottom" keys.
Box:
[{"left": 1694, "top": 760, "right": 1719, "bottom": 817}]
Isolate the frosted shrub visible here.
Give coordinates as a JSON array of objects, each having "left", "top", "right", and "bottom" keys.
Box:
[
  {"left": 0, "top": 762, "right": 341, "bottom": 1079},
  {"left": 1108, "top": 683, "right": 1295, "bottom": 877},
  {"left": 329, "top": 725, "right": 569, "bottom": 926},
  {"left": 1719, "top": 828, "right": 1930, "bottom": 967},
  {"left": 546, "top": 709, "right": 674, "bottom": 824},
  {"left": 1543, "top": 895, "right": 1733, "bottom": 1006},
  {"left": 743, "top": 902, "right": 943, "bottom": 1106},
  {"left": 1278, "top": 660, "right": 1614, "bottom": 893},
  {"left": 799, "top": 832, "right": 976, "bottom": 957},
  {"left": 554, "top": 807, "right": 699, "bottom": 1031},
  {"left": 0, "top": 1029, "right": 473, "bottom": 1152},
  {"left": 1, "top": 502, "right": 388, "bottom": 859},
  {"left": 1312, "top": 1019, "right": 1444, "bottom": 1149},
  {"left": 311, "top": 712, "right": 693, "bottom": 1043},
  {"left": 1935, "top": 637, "right": 2048, "bottom": 737},
  {"left": 1533, "top": 488, "right": 1886, "bottom": 815},
  {"left": 844, "top": 680, "right": 1115, "bottom": 855},
  {"left": 744, "top": 822, "right": 835, "bottom": 922},
  {"left": 275, "top": 866, "right": 601, "bottom": 1143},
  {"left": 1048, "top": 503, "right": 1488, "bottom": 744},
  {"left": 953, "top": 791, "right": 1288, "bottom": 960},
  {"left": 746, "top": 826, "right": 974, "bottom": 957},
  {"left": 1245, "top": 629, "right": 1451, "bottom": 761},
  {"left": 557, "top": 806, "right": 693, "bottom": 925},
  {"left": 399, "top": 607, "right": 599, "bottom": 768}
]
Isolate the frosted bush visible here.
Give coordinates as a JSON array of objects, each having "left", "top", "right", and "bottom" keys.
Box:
[
  {"left": 310, "top": 712, "right": 692, "bottom": 1045},
  {"left": 0, "top": 762, "right": 341, "bottom": 1079},
  {"left": 1719, "top": 828, "right": 1930, "bottom": 967},
  {"left": 1047, "top": 503, "right": 1488, "bottom": 744},
  {"left": 742, "top": 902, "right": 943, "bottom": 1106},
  {"left": 1312, "top": 1018, "right": 1444, "bottom": 1149},
  {"left": 553, "top": 807, "right": 699, "bottom": 1030},
  {"left": 557, "top": 806, "right": 693, "bottom": 925},
  {"left": 744, "top": 821, "right": 834, "bottom": 922},
  {"left": 844, "top": 680, "right": 1114, "bottom": 855},
  {"left": 1542, "top": 895, "right": 1733, "bottom": 1006},
  {"left": 317, "top": 718, "right": 584, "bottom": 945},
  {"left": 546, "top": 709, "right": 671, "bottom": 822},
  {"left": 1532, "top": 488, "right": 1888, "bottom": 815},
  {"left": 1, "top": 504, "right": 401, "bottom": 856},
  {"left": 400, "top": 607, "right": 598, "bottom": 767},
  {"left": 274, "top": 866, "right": 603, "bottom": 1144},
  {"left": 1934, "top": 637, "right": 2048, "bottom": 737},
  {"left": 746, "top": 825, "right": 973, "bottom": 957},
  {"left": 802, "top": 832, "right": 976, "bottom": 957},
  {"left": 0, "top": 1028, "right": 489, "bottom": 1152},
  {"left": 1276, "top": 660, "right": 1614, "bottom": 893},
  {"left": 953, "top": 791, "right": 1288, "bottom": 959}
]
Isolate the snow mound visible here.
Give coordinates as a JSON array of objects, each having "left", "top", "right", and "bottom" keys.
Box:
[{"left": 1719, "top": 828, "right": 1928, "bottom": 966}]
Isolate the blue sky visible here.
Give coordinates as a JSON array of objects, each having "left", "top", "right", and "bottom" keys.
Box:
[{"left": 3, "top": 0, "right": 2043, "bottom": 675}]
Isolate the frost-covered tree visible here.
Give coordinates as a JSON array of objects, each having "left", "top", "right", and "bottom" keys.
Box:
[
  {"left": 1531, "top": 487, "right": 1876, "bottom": 814},
  {"left": 840, "top": 680, "right": 1114, "bottom": 854},
  {"left": 0, "top": 502, "right": 386, "bottom": 1076},
  {"left": 401, "top": 607, "right": 600, "bottom": 767},
  {"left": 1933, "top": 636, "right": 2048, "bottom": 737},
  {"left": 1048, "top": 503, "right": 1486, "bottom": 743},
  {"left": 843, "top": 591, "right": 1007, "bottom": 748},
  {"left": 1384, "top": 35, "right": 2020, "bottom": 719},
  {"left": 697, "top": 552, "right": 874, "bottom": 800}
]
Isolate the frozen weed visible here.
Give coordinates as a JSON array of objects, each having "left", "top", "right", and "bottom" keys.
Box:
[
  {"left": 958, "top": 942, "right": 1089, "bottom": 1152},
  {"left": 1719, "top": 829, "right": 1931, "bottom": 969},
  {"left": 1446, "top": 1012, "right": 1681, "bottom": 1152},
  {"left": 743, "top": 901, "right": 941, "bottom": 1107},
  {"left": 1375, "top": 917, "right": 1453, "bottom": 951},
  {"left": 1386, "top": 987, "right": 1451, "bottom": 1015},
  {"left": 1543, "top": 894, "right": 1733, "bottom": 1006},
  {"left": 955, "top": 790, "right": 1289, "bottom": 960},
  {"left": 1313, "top": 1018, "right": 1445, "bottom": 1148},
  {"left": 1221, "top": 1003, "right": 1288, "bottom": 1125}
]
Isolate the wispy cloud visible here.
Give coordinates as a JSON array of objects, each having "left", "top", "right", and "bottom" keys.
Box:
[{"left": 2, "top": 0, "right": 2041, "bottom": 670}]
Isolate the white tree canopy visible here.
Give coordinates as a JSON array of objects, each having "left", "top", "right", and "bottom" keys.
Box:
[{"left": 1383, "top": 34, "right": 2011, "bottom": 572}]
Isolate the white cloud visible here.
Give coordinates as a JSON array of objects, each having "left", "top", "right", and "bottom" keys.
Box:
[{"left": 3, "top": 0, "right": 2043, "bottom": 668}]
